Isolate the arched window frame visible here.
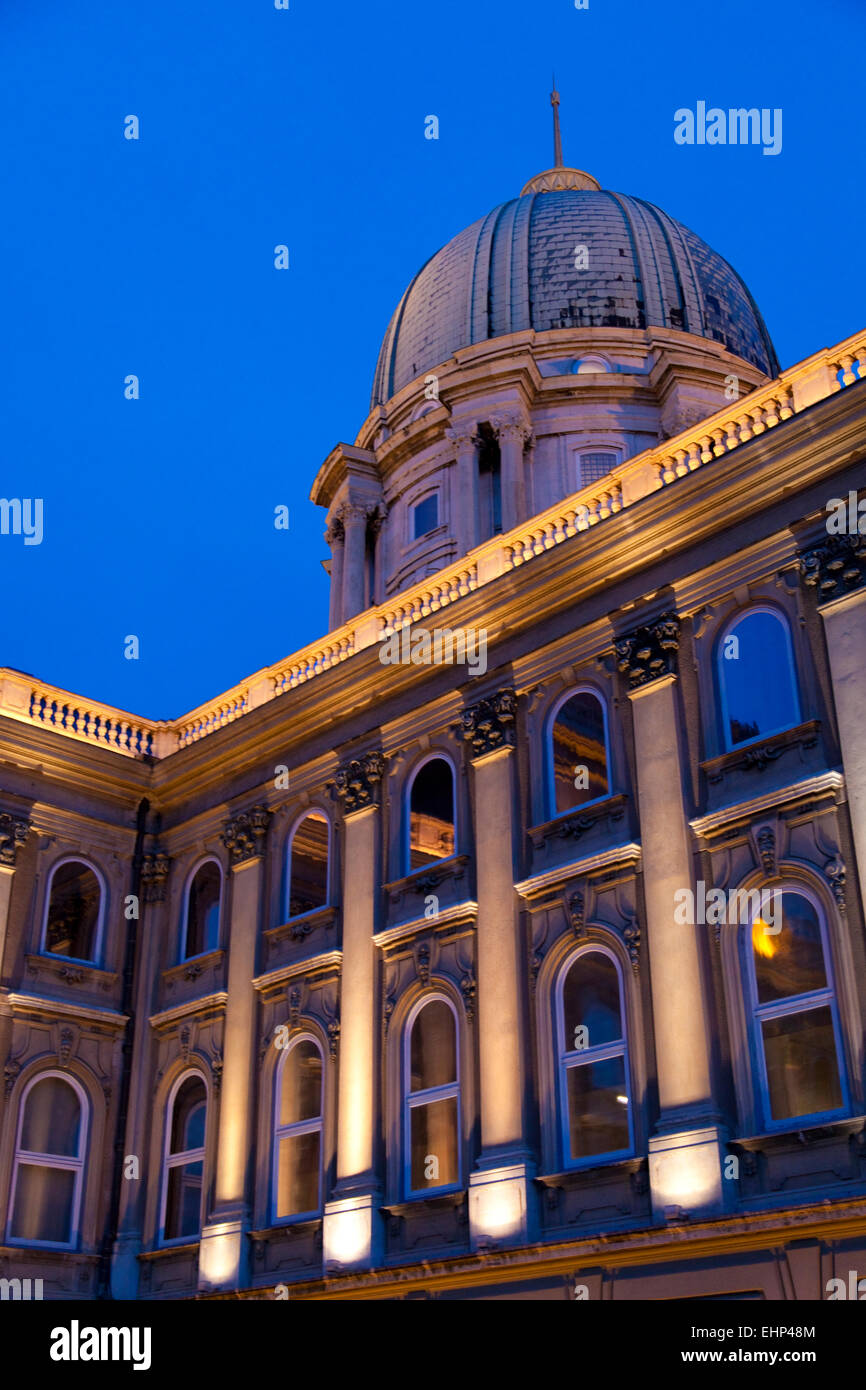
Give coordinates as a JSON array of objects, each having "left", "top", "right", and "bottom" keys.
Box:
[
  {"left": 741, "top": 883, "right": 849, "bottom": 1133},
  {"left": 39, "top": 856, "right": 107, "bottom": 966},
  {"left": 271, "top": 1032, "right": 325, "bottom": 1224},
  {"left": 404, "top": 752, "right": 458, "bottom": 878},
  {"left": 284, "top": 810, "right": 331, "bottom": 923},
  {"left": 555, "top": 944, "right": 634, "bottom": 1171},
  {"left": 6, "top": 1070, "right": 89, "bottom": 1250},
  {"left": 402, "top": 993, "right": 462, "bottom": 1199},
  {"left": 717, "top": 604, "right": 801, "bottom": 753},
  {"left": 546, "top": 685, "right": 611, "bottom": 821},
  {"left": 179, "top": 857, "right": 223, "bottom": 963},
  {"left": 158, "top": 1070, "right": 209, "bottom": 1247}
]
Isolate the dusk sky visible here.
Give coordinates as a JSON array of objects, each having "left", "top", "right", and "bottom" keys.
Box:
[{"left": 2, "top": 0, "right": 864, "bottom": 719}]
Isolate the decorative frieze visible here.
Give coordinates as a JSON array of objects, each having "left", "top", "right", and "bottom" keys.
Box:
[
  {"left": 615, "top": 613, "right": 681, "bottom": 690},
  {"left": 222, "top": 805, "right": 270, "bottom": 864},
  {"left": 141, "top": 849, "right": 170, "bottom": 903},
  {"left": 801, "top": 535, "right": 866, "bottom": 605},
  {"left": 461, "top": 688, "right": 517, "bottom": 758},
  {"left": 0, "top": 812, "right": 30, "bottom": 866},
  {"left": 334, "top": 750, "right": 385, "bottom": 813}
]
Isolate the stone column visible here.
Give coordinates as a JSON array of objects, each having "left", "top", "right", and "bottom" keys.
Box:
[
  {"left": 341, "top": 504, "right": 369, "bottom": 622},
  {"left": 495, "top": 414, "right": 530, "bottom": 533},
  {"left": 616, "top": 614, "right": 725, "bottom": 1220},
  {"left": 110, "top": 847, "right": 170, "bottom": 1300},
  {"left": 462, "top": 690, "right": 535, "bottom": 1247},
  {"left": 445, "top": 425, "right": 479, "bottom": 555},
  {"left": 0, "top": 813, "right": 30, "bottom": 976},
  {"left": 326, "top": 514, "right": 345, "bottom": 632},
  {"left": 802, "top": 537, "right": 866, "bottom": 904},
  {"left": 199, "top": 806, "right": 269, "bottom": 1293},
  {"left": 323, "top": 750, "right": 384, "bottom": 1271}
]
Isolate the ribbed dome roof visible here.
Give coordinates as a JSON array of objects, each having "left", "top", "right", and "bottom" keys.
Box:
[{"left": 372, "top": 187, "right": 778, "bottom": 407}]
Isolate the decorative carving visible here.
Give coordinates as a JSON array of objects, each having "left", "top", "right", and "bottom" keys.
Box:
[
  {"left": 183, "top": 962, "right": 203, "bottom": 982},
  {"left": 366, "top": 503, "right": 388, "bottom": 538},
  {"left": 529, "top": 948, "right": 544, "bottom": 991},
  {"left": 179, "top": 1025, "right": 191, "bottom": 1061},
  {"left": 756, "top": 826, "right": 776, "bottom": 876},
  {"left": 460, "top": 969, "right": 476, "bottom": 1023},
  {"left": 630, "top": 1164, "right": 649, "bottom": 1197},
  {"left": 59, "top": 967, "right": 86, "bottom": 986},
  {"left": 223, "top": 805, "right": 270, "bottom": 864},
  {"left": 326, "top": 514, "right": 345, "bottom": 547},
  {"left": 801, "top": 534, "right": 866, "bottom": 605},
  {"left": 334, "top": 751, "right": 385, "bottom": 814},
  {"left": 825, "top": 857, "right": 846, "bottom": 911},
  {"left": 100, "top": 1075, "right": 112, "bottom": 1104},
  {"left": 383, "top": 988, "right": 397, "bottom": 1038},
  {"left": 461, "top": 688, "right": 517, "bottom": 758},
  {"left": 0, "top": 812, "right": 30, "bottom": 866},
  {"left": 705, "top": 721, "right": 820, "bottom": 783},
  {"left": 416, "top": 942, "right": 431, "bottom": 985},
  {"left": 58, "top": 1027, "right": 74, "bottom": 1066},
  {"left": 141, "top": 849, "right": 170, "bottom": 903},
  {"left": 445, "top": 424, "right": 480, "bottom": 452},
  {"left": 288, "top": 985, "right": 302, "bottom": 1029},
  {"left": 492, "top": 412, "right": 532, "bottom": 447},
  {"left": 4, "top": 1059, "right": 21, "bottom": 1098},
  {"left": 623, "top": 917, "right": 641, "bottom": 975},
  {"left": 327, "top": 1017, "right": 340, "bottom": 1062},
  {"left": 211, "top": 1050, "right": 223, "bottom": 1094},
  {"left": 531, "top": 796, "right": 626, "bottom": 849},
  {"left": 615, "top": 613, "right": 681, "bottom": 690},
  {"left": 568, "top": 891, "right": 585, "bottom": 938}
]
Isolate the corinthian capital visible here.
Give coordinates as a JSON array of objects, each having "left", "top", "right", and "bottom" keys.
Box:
[
  {"left": 333, "top": 750, "right": 385, "bottom": 814},
  {"left": 222, "top": 805, "right": 270, "bottom": 864},
  {"left": 445, "top": 423, "right": 479, "bottom": 451},
  {"left": 141, "top": 849, "right": 171, "bottom": 903},
  {"left": 615, "top": 612, "right": 681, "bottom": 690},
  {"left": 0, "top": 812, "right": 30, "bottom": 867},
  {"left": 462, "top": 688, "right": 517, "bottom": 759},
  {"left": 325, "top": 514, "right": 345, "bottom": 547},
  {"left": 800, "top": 535, "right": 866, "bottom": 606},
  {"left": 492, "top": 412, "right": 532, "bottom": 447}
]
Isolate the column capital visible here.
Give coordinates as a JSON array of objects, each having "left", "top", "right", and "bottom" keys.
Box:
[
  {"left": 491, "top": 411, "right": 532, "bottom": 446},
  {"left": 800, "top": 534, "right": 866, "bottom": 606},
  {"left": 222, "top": 805, "right": 270, "bottom": 865},
  {"left": 340, "top": 501, "right": 372, "bottom": 527},
  {"left": 615, "top": 612, "right": 681, "bottom": 691},
  {"left": 141, "top": 849, "right": 171, "bottom": 903},
  {"left": 333, "top": 750, "right": 385, "bottom": 814},
  {"left": 445, "top": 423, "right": 479, "bottom": 450},
  {"left": 462, "top": 688, "right": 517, "bottom": 760},
  {"left": 0, "top": 811, "right": 31, "bottom": 867},
  {"left": 325, "top": 514, "right": 345, "bottom": 546}
]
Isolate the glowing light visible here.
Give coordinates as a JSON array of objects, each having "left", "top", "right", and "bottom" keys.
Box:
[
  {"left": 752, "top": 917, "right": 777, "bottom": 958},
  {"left": 616, "top": 1095, "right": 629, "bottom": 1105}
]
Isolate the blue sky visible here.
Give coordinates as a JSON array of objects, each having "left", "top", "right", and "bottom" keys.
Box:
[{"left": 2, "top": 0, "right": 863, "bottom": 719}]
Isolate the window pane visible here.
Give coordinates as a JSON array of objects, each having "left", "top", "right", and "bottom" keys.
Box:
[
  {"left": 722, "top": 610, "right": 799, "bottom": 747},
  {"left": 753, "top": 893, "right": 826, "bottom": 1004},
  {"left": 761, "top": 1006, "right": 843, "bottom": 1122},
  {"left": 409, "top": 759, "right": 455, "bottom": 870},
  {"left": 410, "top": 1097, "right": 458, "bottom": 1189},
  {"left": 10, "top": 1163, "right": 76, "bottom": 1243},
  {"left": 46, "top": 862, "right": 100, "bottom": 959},
  {"left": 170, "top": 1077, "right": 207, "bottom": 1154},
  {"left": 280, "top": 1041, "right": 323, "bottom": 1126},
  {"left": 579, "top": 451, "right": 616, "bottom": 485},
  {"left": 563, "top": 953, "right": 622, "bottom": 1051},
  {"left": 410, "top": 1000, "right": 456, "bottom": 1091},
  {"left": 413, "top": 494, "right": 439, "bottom": 538},
  {"left": 288, "top": 813, "right": 329, "bottom": 918},
  {"left": 552, "top": 692, "right": 608, "bottom": 815},
  {"left": 276, "top": 1131, "right": 321, "bottom": 1217},
  {"left": 186, "top": 863, "right": 221, "bottom": 957},
  {"left": 165, "top": 1159, "right": 203, "bottom": 1240},
  {"left": 566, "top": 1056, "right": 630, "bottom": 1160},
  {"left": 21, "top": 1077, "right": 81, "bottom": 1156}
]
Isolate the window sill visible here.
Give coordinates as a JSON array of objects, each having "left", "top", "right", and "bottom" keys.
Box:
[
  {"left": 25, "top": 953, "right": 117, "bottom": 995},
  {"left": 385, "top": 855, "right": 470, "bottom": 909},
  {"left": 529, "top": 794, "right": 628, "bottom": 851},
  {"left": 702, "top": 719, "right": 821, "bottom": 784},
  {"left": 266, "top": 904, "right": 337, "bottom": 947}
]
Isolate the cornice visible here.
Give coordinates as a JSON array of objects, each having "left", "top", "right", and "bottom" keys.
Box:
[
  {"left": 689, "top": 771, "right": 845, "bottom": 838},
  {"left": 515, "top": 842, "right": 642, "bottom": 899},
  {"left": 148, "top": 992, "right": 228, "bottom": 1031},
  {"left": 373, "top": 900, "right": 478, "bottom": 948},
  {"left": 251, "top": 951, "right": 343, "bottom": 993},
  {"left": 7, "top": 993, "right": 128, "bottom": 1027}
]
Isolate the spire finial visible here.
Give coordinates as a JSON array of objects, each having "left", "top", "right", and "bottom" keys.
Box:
[{"left": 551, "top": 78, "right": 563, "bottom": 168}]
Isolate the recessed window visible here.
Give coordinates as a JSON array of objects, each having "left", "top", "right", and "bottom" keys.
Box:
[
  {"left": 183, "top": 861, "right": 221, "bottom": 960},
  {"left": 412, "top": 494, "right": 439, "bottom": 539},
  {"left": 161, "top": 1074, "right": 207, "bottom": 1243},
  {"left": 405, "top": 998, "right": 460, "bottom": 1195},
  {"left": 408, "top": 757, "right": 455, "bottom": 872},
  {"left": 477, "top": 423, "right": 502, "bottom": 539},
  {"left": 719, "top": 608, "right": 800, "bottom": 749},
  {"left": 578, "top": 451, "right": 617, "bottom": 486},
  {"left": 558, "top": 950, "right": 632, "bottom": 1166},
  {"left": 287, "top": 812, "right": 329, "bottom": 919},
  {"left": 44, "top": 860, "right": 102, "bottom": 962},
  {"left": 550, "top": 690, "right": 609, "bottom": 817},
  {"left": 273, "top": 1036, "right": 324, "bottom": 1220},
  {"left": 8, "top": 1074, "right": 87, "bottom": 1247}
]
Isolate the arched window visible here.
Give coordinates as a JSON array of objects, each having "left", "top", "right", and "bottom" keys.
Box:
[
  {"left": 182, "top": 861, "right": 221, "bottom": 960},
  {"left": 549, "top": 690, "right": 609, "bottom": 817},
  {"left": 557, "top": 949, "right": 632, "bottom": 1167},
  {"left": 407, "top": 757, "right": 455, "bottom": 873},
  {"left": 286, "top": 813, "right": 329, "bottom": 919},
  {"left": 7, "top": 1073, "right": 87, "bottom": 1247},
  {"left": 404, "top": 997, "right": 460, "bottom": 1195},
  {"left": 43, "top": 860, "right": 103, "bottom": 962},
  {"left": 273, "top": 1036, "right": 324, "bottom": 1221},
  {"left": 745, "top": 890, "right": 846, "bottom": 1128},
  {"left": 719, "top": 608, "right": 800, "bottom": 749},
  {"left": 161, "top": 1074, "right": 207, "bottom": 1243}
]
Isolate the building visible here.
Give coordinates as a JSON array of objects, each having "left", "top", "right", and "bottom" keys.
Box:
[{"left": 2, "top": 95, "right": 866, "bottom": 1302}]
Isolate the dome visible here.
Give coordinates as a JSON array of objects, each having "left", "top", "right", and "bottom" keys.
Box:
[{"left": 371, "top": 180, "right": 778, "bottom": 408}]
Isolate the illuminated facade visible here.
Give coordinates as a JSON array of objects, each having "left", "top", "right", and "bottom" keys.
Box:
[{"left": 2, "top": 116, "right": 866, "bottom": 1301}]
